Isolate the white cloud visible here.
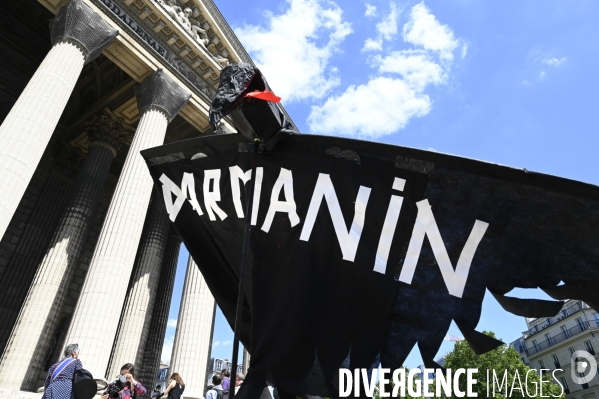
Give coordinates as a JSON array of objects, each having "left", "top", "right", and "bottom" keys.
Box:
[
  {"left": 235, "top": 0, "right": 352, "bottom": 103},
  {"left": 161, "top": 335, "right": 174, "bottom": 363},
  {"left": 213, "top": 340, "right": 221, "bottom": 347},
  {"left": 362, "top": 2, "right": 400, "bottom": 52},
  {"left": 308, "top": 77, "right": 431, "bottom": 138},
  {"left": 539, "top": 71, "right": 546, "bottom": 79},
  {"left": 365, "top": 3, "right": 377, "bottom": 17},
  {"left": 362, "top": 37, "right": 383, "bottom": 52},
  {"left": 461, "top": 43, "right": 468, "bottom": 59},
  {"left": 369, "top": 50, "right": 447, "bottom": 89},
  {"left": 309, "top": 2, "right": 459, "bottom": 139},
  {"left": 403, "top": 2, "right": 458, "bottom": 61},
  {"left": 542, "top": 57, "right": 566, "bottom": 66},
  {"left": 167, "top": 318, "right": 177, "bottom": 328},
  {"left": 376, "top": 2, "right": 400, "bottom": 40},
  {"left": 222, "top": 340, "right": 232, "bottom": 346}
]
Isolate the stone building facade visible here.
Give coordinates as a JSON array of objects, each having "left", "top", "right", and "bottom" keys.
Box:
[
  {"left": 510, "top": 300, "right": 599, "bottom": 399},
  {"left": 0, "top": 0, "right": 279, "bottom": 397}
]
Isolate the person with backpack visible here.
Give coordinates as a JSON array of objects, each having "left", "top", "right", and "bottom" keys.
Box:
[
  {"left": 43, "top": 343, "right": 83, "bottom": 399},
  {"left": 206, "top": 374, "right": 227, "bottom": 399},
  {"left": 162, "top": 373, "right": 184, "bottom": 399}
]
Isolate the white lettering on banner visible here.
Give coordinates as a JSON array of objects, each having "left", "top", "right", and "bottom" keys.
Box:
[
  {"left": 229, "top": 166, "right": 264, "bottom": 223},
  {"left": 261, "top": 168, "right": 300, "bottom": 232},
  {"left": 398, "top": 199, "right": 489, "bottom": 298},
  {"left": 203, "top": 169, "right": 227, "bottom": 221},
  {"left": 251, "top": 167, "right": 263, "bottom": 226},
  {"left": 159, "top": 173, "right": 203, "bottom": 221},
  {"left": 300, "top": 174, "right": 371, "bottom": 262},
  {"left": 373, "top": 177, "right": 406, "bottom": 274},
  {"left": 161, "top": 168, "right": 490, "bottom": 294},
  {"left": 230, "top": 166, "right": 252, "bottom": 218}
]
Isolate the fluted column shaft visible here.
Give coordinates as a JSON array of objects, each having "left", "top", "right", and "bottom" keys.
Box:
[
  {"left": 0, "top": 167, "right": 73, "bottom": 352},
  {"left": 107, "top": 193, "right": 171, "bottom": 378},
  {"left": 0, "top": 0, "right": 117, "bottom": 240},
  {"left": 0, "top": 142, "right": 115, "bottom": 389},
  {"left": 169, "top": 256, "right": 216, "bottom": 399},
  {"left": 63, "top": 109, "right": 169, "bottom": 378},
  {"left": 62, "top": 68, "right": 189, "bottom": 379},
  {"left": 138, "top": 231, "right": 182, "bottom": 392},
  {"left": 0, "top": 42, "right": 84, "bottom": 241}
]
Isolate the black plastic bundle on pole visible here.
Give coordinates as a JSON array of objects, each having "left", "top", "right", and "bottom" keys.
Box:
[{"left": 229, "top": 140, "right": 259, "bottom": 399}]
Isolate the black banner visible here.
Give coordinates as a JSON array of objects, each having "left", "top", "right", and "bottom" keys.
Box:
[{"left": 142, "top": 133, "right": 599, "bottom": 398}]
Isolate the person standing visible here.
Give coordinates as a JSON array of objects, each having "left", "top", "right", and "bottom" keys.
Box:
[
  {"left": 162, "top": 373, "right": 184, "bottom": 399},
  {"left": 234, "top": 373, "right": 244, "bottom": 394},
  {"left": 150, "top": 385, "right": 162, "bottom": 399},
  {"left": 102, "top": 363, "right": 146, "bottom": 399},
  {"left": 206, "top": 375, "right": 225, "bottom": 399},
  {"left": 43, "top": 344, "right": 83, "bottom": 399},
  {"left": 220, "top": 369, "right": 230, "bottom": 391}
]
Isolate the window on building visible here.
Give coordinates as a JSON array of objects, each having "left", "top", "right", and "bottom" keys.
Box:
[
  {"left": 545, "top": 333, "right": 553, "bottom": 345},
  {"left": 592, "top": 312, "right": 599, "bottom": 327},
  {"left": 584, "top": 340, "right": 595, "bottom": 355},
  {"left": 560, "top": 377, "right": 570, "bottom": 394},
  {"left": 538, "top": 359, "right": 545, "bottom": 373},
  {"left": 532, "top": 339, "right": 539, "bottom": 351},
  {"left": 562, "top": 308, "right": 569, "bottom": 318},
  {"left": 576, "top": 317, "right": 585, "bottom": 331},
  {"left": 552, "top": 354, "right": 561, "bottom": 368},
  {"left": 561, "top": 325, "right": 570, "bottom": 338},
  {"left": 568, "top": 347, "right": 575, "bottom": 356}
]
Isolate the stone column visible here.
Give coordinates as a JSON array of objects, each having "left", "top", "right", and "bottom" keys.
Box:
[
  {"left": 107, "top": 192, "right": 171, "bottom": 378},
  {"left": 0, "top": 110, "right": 133, "bottom": 390},
  {"left": 169, "top": 256, "right": 216, "bottom": 399},
  {"left": 137, "top": 229, "right": 182, "bottom": 392},
  {"left": 62, "top": 70, "right": 190, "bottom": 379},
  {"left": 0, "top": 0, "right": 117, "bottom": 240}
]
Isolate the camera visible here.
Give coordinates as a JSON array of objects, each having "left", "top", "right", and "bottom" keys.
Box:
[
  {"left": 106, "top": 377, "right": 126, "bottom": 399},
  {"left": 106, "top": 383, "right": 120, "bottom": 399}
]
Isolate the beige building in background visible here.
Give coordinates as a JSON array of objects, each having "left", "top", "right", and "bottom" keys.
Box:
[
  {"left": 511, "top": 300, "right": 599, "bottom": 399},
  {"left": 0, "top": 0, "right": 278, "bottom": 397}
]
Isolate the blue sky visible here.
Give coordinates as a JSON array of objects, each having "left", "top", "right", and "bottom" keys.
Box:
[{"left": 161, "top": 0, "right": 599, "bottom": 369}]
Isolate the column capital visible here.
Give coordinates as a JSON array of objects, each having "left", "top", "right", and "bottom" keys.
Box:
[
  {"left": 134, "top": 69, "right": 191, "bottom": 123},
  {"left": 51, "top": 141, "right": 84, "bottom": 179},
  {"left": 49, "top": 0, "right": 119, "bottom": 65},
  {"left": 85, "top": 108, "right": 135, "bottom": 157}
]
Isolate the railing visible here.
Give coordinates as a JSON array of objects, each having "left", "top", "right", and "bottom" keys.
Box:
[
  {"left": 523, "top": 302, "right": 590, "bottom": 339},
  {"left": 526, "top": 321, "right": 596, "bottom": 356}
]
